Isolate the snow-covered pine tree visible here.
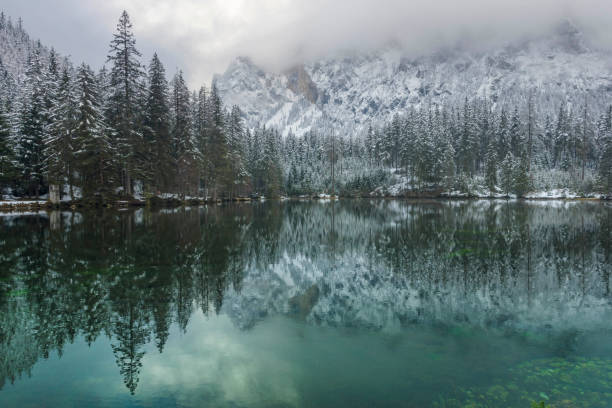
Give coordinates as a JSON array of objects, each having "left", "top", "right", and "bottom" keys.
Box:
[
  {"left": 500, "top": 153, "right": 515, "bottom": 196},
  {"left": 16, "top": 46, "right": 47, "bottom": 197},
  {"left": 526, "top": 91, "right": 535, "bottom": 174},
  {"left": 192, "top": 86, "right": 208, "bottom": 185},
  {"left": 262, "top": 127, "right": 283, "bottom": 197},
  {"left": 538, "top": 115, "right": 554, "bottom": 168},
  {"left": 227, "top": 105, "right": 248, "bottom": 196},
  {"left": 441, "top": 139, "right": 456, "bottom": 191},
  {"left": 74, "top": 63, "right": 115, "bottom": 202},
  {"left": 45, "top": 65, "right": 77, "bottom": 201},
  {"left": 554, "top": 104, "right": 570, "bottom": 170},
  {"left": 0, "top": 100, "right": 16, "bottom": 196},
  {"left": 169, "top": 70, "right": 198, "bottom": 196},
  {"left": 497, "top": 108, "right": 510, "bottom": 164},
  {"left": 458, "top": 98, "right": 479, "bottom": 176},
  {"left": 144, "top": 53, "right": 172, "bottom": 193},
  {"left": 484, "top": 141, "right": 497, "bottom": 192},
  {"left": 203, "top": 82, "right": 232, "bottom": 199},
  {"left": 509, "top": 106, "right": 523, "bottom": 158},
  {"left": 106, "top": 10, "right": 144, "bottom": 197},
  {"left": 513, "top": 153, "right": 531, "bottom": 197},
  {"left": 579, "top": 96, "right": 591, "bottom": 181},
  {"left": 477, "top": 97, "right": 491, "bottom": 172},
  {"left": 599, "top": 106, "right": 612, "bottom": 194}
]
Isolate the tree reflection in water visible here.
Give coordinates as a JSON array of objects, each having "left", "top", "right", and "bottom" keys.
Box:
[{"left": 0, "top": 201, "right": 610, "bottom": 395}]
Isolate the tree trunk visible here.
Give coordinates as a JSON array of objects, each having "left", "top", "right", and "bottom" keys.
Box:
[
  {"left": 50, "top": 210, "right": 61, "bottom": 231},
  {"left": 68, "top": 165, "right": 74, "bottom": 202},
  {"left": 49, "top": 184, "right": 60, "bottom": 205}
]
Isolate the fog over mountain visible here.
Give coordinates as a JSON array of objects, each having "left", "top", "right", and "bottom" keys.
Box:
[
  {"left": 215, "top": 19, "right": 612, "bottom": 137},
  {"left": 1, "top": 0, "right": 612, "bottom": 85}
]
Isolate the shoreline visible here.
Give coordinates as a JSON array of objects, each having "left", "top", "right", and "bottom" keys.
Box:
[{"left": 0, "top": 194, "right": 609, "bottom": 213}]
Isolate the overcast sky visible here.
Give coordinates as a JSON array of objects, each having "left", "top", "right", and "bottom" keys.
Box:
[{"left": 2, "top": 0, "right": 612, "bottom": 87}]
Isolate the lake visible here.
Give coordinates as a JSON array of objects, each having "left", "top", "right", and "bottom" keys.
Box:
[{"left": 0, "top": 200, "right": 611, "bottom": 407}]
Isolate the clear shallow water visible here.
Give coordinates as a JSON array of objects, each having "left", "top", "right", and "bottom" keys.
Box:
[{"left": 0, "top": 200, "right": 611, "bottom": 408}]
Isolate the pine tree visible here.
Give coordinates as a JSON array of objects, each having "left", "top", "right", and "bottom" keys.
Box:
[
  {"left": 555, "top": 104, "right": 570, "bottom": 169},
  {"left": 509, "top": 106, "right": 523, "bottom": 157},
  {"left": 170, "top": 70, "right": 196, "bottom": 196},
  {"left": 203, "top": 82, "right": 232, "bottom": 199},
  {"left": 513, "top": 154, "right": 531, "bottom": 197},
  {"left": 484, "top": 141, "right": 497, "bottom": 192},
  {"left": 74, "top": 63, "right": 114, "bottom": 202},
  {"left": 0, "top": 102, "right": 16, "bottom": 196},
  {"left": 193, "top": 86, "right": 208, "bottom": 184},
  {"left": 477, "top": 97, "right": 491, "bottom": 172},
  {"left": 441, "top": 139, "right": 456, "bottom": 191},
  {"left": 539, "top": 115, "right": 554, "bottom": 168},
  {"left": 526, "top": 91, "right": 535, "bottom": 174},
  {"left": 497, "top": 108, "right": 510, "bottom": 162},
  {"left": 106, "top": 10, "right": 144, "bottom": 196},
  {"left": 262, "top": 127, "right": 283, "bottom": 197},
  {"left": 458, "top": 98, "right": 479, "bottom": 176},
  {"left": 227, "top": 105, "right": 248, "bottom": 196},
  {"left": 45, "top": 66, "right": 77, "bottom": 200},
  {"left": 500, "top": 153, "right": 515, "bottom": 196},
  {"left": 580, "top": 96, "right": 590, "bottom": 181},
  {"left": 144, "top": 54, "right": 172, "bottom": 193},
  {"left": 16, "top": 47, "right": 47, "bottom": 197},
  {"left": 599, "top": 106, "right": 612, "bottom": 194}
]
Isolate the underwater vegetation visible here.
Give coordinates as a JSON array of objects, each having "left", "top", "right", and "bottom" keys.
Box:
[
  {"left": 434, "top": 357, "right": 612, "bottom": 408},
  {"left": 531, "top": 402, "right": 552, "bottom": 408}
]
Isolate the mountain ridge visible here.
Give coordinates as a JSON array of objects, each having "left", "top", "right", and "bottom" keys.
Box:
[{"left": 214, "top": 20, "right": 612, "bottom": 137}]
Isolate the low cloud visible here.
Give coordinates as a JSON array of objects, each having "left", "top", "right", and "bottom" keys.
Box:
[{"left": 3, "top": 0, "right": 612, "bottom": 87}]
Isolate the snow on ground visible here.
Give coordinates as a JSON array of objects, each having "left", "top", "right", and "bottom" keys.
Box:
[
  {"left": 0, "top": 200, "right": 47, "bottom": 206},
  {"left": 525, "top": 189, "right": 579, "bottom": 199},
  {"left": 376, "top": 175, "right": 604, "bottom": 200},
  {"left": 0, "top": 210, "right": 47, "bottom": 217}
]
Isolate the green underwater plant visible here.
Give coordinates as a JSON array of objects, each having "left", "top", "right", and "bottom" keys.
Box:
[{"left": 433, "top": 357, "right": 612, "bottom": 408}]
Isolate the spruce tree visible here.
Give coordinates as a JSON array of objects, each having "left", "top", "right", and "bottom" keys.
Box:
[
  {"left": 45, "top": 66, "right": 77, "bottom": 200},
  {"left": 170, "top": 70, "right": 196, "bottom": 196},
  {"left": 203, "top": 82, "right": 232, "bottom": 199},
  {"left": 0, "top": 102, "right": 16, "bottom": 196},
  {"left": 144, "top": 53, "right": 172, "bottom": 193},
  {"left": 441, "top": 140, "right": 456, "bottom": 191},
  {"left": 458, "top": 98, "right": 479, "bottom": 176},
  {"left": 497, "top": 108, "right": 510, "bottom": 163},
  {"left": 16, "top": 47, "right": 47, "bottom": 197},
  {"left": 227, "top": 105, "right": 248, "bottom": 196},
  {"left": 106, "top": 10, "right": 144, "bottom": 196},
  {"left": 500, "top": 153, "right": 515, "bottom": 196},
  {"left": 509, "top": 106, "right": 523, "bottom": 157},
  {"left": 599, "top": 107, "right": 612, "bottom": 194},
  {"left": 262, "top": 127, "right": 283, "bottom": 197},
  {"left": 513, "top": 154, "right": 531, "bottom": 197},
  {"left": 74, "top": 63, "right": 114, "bottom": 202},
  {"left": 484, "top": 141, "right": 497, "bottom": 192}
]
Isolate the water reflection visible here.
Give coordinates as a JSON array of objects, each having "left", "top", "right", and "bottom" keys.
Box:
[{"left": 0, "top": 201, "right": 610, "bottom": 404}]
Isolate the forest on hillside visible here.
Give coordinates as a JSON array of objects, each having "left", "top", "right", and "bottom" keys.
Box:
[
  {"left": 282, "top": 99, "right": 612, "bottom": 197},
  {"left": 0, "top": 11, "right": 284, "bottom": 203},
  {"left": 0, "top": 10, "right": 611, "bottom": 203}
]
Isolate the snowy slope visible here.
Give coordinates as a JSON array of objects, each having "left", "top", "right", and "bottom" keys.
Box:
[{"left": 215, "top": 20, "right": 612, "bottom": 137}]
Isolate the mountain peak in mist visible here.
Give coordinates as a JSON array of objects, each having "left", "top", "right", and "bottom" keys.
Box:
[{"left": 215, "top": 20, "right": 611, "bottom": 137}]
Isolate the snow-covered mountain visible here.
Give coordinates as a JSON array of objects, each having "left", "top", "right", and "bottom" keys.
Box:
[
  {"left": 0, "top": 16, "right": 56, "bottom": 83},
  {"left": 215, "top": 20, "right": 612, "bottom": 137}
]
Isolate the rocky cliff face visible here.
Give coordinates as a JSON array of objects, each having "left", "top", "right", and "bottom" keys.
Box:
[{"left": 214, "top": 20, "right": 612, "bottom": 137}]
